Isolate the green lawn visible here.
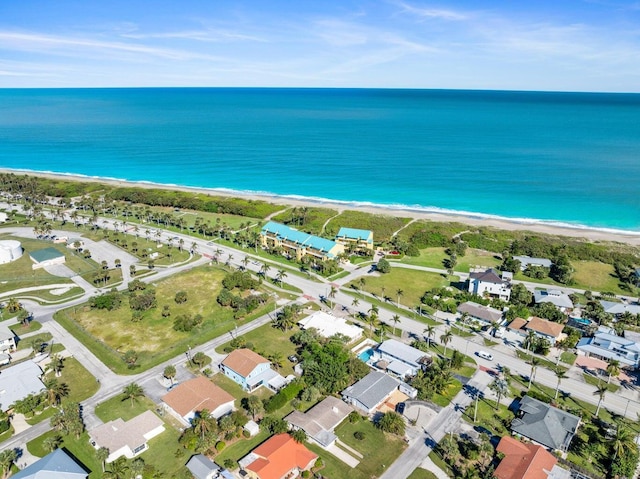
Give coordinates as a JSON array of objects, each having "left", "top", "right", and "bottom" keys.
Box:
[
  {"left": 55, "top": 266, "right": 278, "bottom": 373},
  {"left": 324, "top": 210, "right": 411, "bottom": 242},
  {"left": 582, "top": 373, "right": 619, "bottom": 392},
  {"left": 8, "top": 320, "right": 42, "bottom": 334},
  {"left": 462, "top": 398, "right": 515, "bottom": 436},
  {"left": 80, "top": 267, "right": 123, "bottom": 288},
  {"left": 215, "top": 430, "right": 271, "bottom": 464},
  {"left": 12, "top": 286, "right": 85, "bottom": 304},
  {"left": 216, "top": 323, "right": 299, "bottom": 376},
  {"left": 561, "top": 351, "right": 578, "bottom": 365},
  {"left": 95, "top": 394, "right": 158, "bottom": 422},
  {"left": 28, "top": 430, "right": 102, "bottom": 478},
  {"left": 346, "top": 268, "right": 455, "bottom": 310},
  {"left": 432, "top": 380, "right": 464, "bottom": 407},
  {"left": 211, "top": 373, "right": 273, "bottom": 408},
  {"left": 401, "top": 247, "right": 501, "bottom": 273},
  {"left": 307, "top": 419, "right": 406, "bottom": 479},
  {"left": 572, "top": 260, "right": 625, "bottom": 294},
  {"left": 52, "top": 357, "right": 99, "bottom": 403},
  {"left": 408, "top": 467, "right": 441, "bottom": 479},
  {"left": 17, "top": 332, "right": 52, "bottom": 350}
]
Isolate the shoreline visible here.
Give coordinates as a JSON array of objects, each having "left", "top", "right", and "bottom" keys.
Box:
[{"left": 3, "top": 168, "right": 640, "bottom": 246}]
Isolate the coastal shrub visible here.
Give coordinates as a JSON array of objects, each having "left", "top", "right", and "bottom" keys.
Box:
[
  {"left": 90, "top": 292, "right": 121, "bottom": 311},
  {"left": 215, "top": 441, "right": 225, "bottom": 452},
  {"left": 324, "top": 210, "right": 410, "bottom": 242},
  {"left": 271, "top": 206, "right": 339, "bottom": 235},
  {"left": 377, "top": 258, "right": 391, "bottom": 273},
  {"left": 264, "top": 381, "right": 304, "bottom": 413}
]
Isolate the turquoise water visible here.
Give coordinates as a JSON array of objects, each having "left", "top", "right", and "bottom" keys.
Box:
[
  {"left": 358, "top": 348, "right": 374, "bottom": 363},
  {"left": 0, "top": 88, "right": 639, "bottom": 231}
]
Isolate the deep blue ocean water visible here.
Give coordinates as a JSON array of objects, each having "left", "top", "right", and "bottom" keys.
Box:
[{"left": 0, "top": 88, "right": 639, "bottom": 232}]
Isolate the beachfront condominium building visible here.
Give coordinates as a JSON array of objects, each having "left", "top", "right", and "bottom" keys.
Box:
[
  {"left": 260, "top": 221, "right": 344, "bottom": 261},
  {"left": 334, "top": 227, "right": 374, "bottom": 253}
]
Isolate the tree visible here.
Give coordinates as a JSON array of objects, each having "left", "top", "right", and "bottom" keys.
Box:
[
  {"left": 489, "top": 378, "right": 509, "bottom": 410},
  {"left": 594, "top": 382, "right": 608, "bottom": 416},
  {"left": 424, "top": 325, "right": 435, "bottom": 348},
  {"left": 192, "top": 409, "right": 216, "bottom": 440},
  {"left": 43, "top": 434, "right": 63, "bottom": 452},
  {"left": 96, "top": 447, "right": 110, "bottom": 472},
  {"left": 275, "top": 269, "right": 287, "bottom": 287},
  {"left": 290, "top": 428, "right": 308, "bottom": 443},
  {"left": 164, "top": 365, "right": 177, "bottom": 385},
  {"left": 391, "top": 314, "right": 401, "bottom": 336},
  {"left": 122, "top": 383, "right": 144, "bottom": 407},
  {"left": 328, "top": 285, "right": 337, "bottom": 309},
  {"left": 175, "top": 291, "right": 188, "bottom": 304},
  {"left": 528, "top": 357, "right": 541, "bottom": 389},
  {"left": 192, "top": 351, "right": 209, "bottom": 368},
  {"left": 244, "top": 395, "right": 263, "bottom": 421},
  {"left": 377, "top": 258, "right": 391, "bottom": 273},
  {"left": 377, "top": 322, "right": 390, "bottom": 341},
  {"left": 123, "top": 350, "right": 138, "bottom": 369},
  {"left": 611, "top": 425, "right": 635, "bottom": 461},
  {"left": 376, "top": 411, "right": 406, "bottom": 436},
  {"left": 396, "top": 288, "right": 404, "bottom": 308},
  {"left": 48, "top": 354, "right": 65, "bottom": 377},
  {"left": 0, "top": 449, "right": 17, "bottom": 479},
  {"left": 129, "top": 264, "right": 136, "bottom": 277},
  {"left": 440, "top": 329, "right": 453, "bottom": 357},
  {"left": 44, "top": 378, "right": 69, "bottom": 406},
  {"left": 510, "top": 283, "right": 533, "bottom": 306},
  {"left": 50, "top": 402, "right": 84, "bottom": 438},
  {"left": 269, "top": 352, "right": 284, "bottom": 371},
  {"left": 606, "top": 359, "right": 621, "bottom": 384},
  {"left": 104, "top": 457, "right": 129, "bottom": 479},
  {"left": 6, "top": 297, "right": 21, "bottom": 313},
  {"left": 554, "top": 368, "right": 567, "bottom": 400}
]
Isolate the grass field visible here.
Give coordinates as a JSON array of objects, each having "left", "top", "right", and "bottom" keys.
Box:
[
  {"left": 55, "top": 266, "right": 278, "bottom": 373},
  {"left": 324, "top": 210, "right": 411, "bottom": 242},
  {"left": 216, "top": 323, "right": 300, "bottom": 376},
  {"left": 408, "top": 467, "right": 440, "bottom": 479},
  {"left": 95, "top": 393, "right": 158, "bottom": 422},
  {"left": 346, "top": 268, "right": 454, "bottom": 308},
  {"left": 400, "top": 247, "right": 502, "bottom": 272},
  {"left": 572, "top": 260, "right": 625, "bottom": 294},
  {"left": 52, "top": 357, "right": 99, "bottom": 403},
  {"left": 270, "top": 207, "right": 339, "bottom": 235}
]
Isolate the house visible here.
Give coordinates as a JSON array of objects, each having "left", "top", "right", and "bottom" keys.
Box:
[
  {"left": 0, "top": 322, "right": 17, "bottom": 355},
  {"left": 522, "top": 317, "right": 565, "bottom": 346},
  {"left": 162, "top": 377, "right": 235, "bottom": 425},
  {"left": 577, "top": 326, "right": 640, "bottom": 369},
  {"left": 0, "top": 360, "right": 46, "bottom": 412},
  {"left": 457, "top": 301, "right": 503, "bottom": 325},
  {"left": 239, "top": 433, "right": 318, "bottom": 479},
  {"left": 374, "top": 339, "right": 431, "bottom": 378},
  {"left": 89, "top": 410, "right": 165, "bottom": 463},
  {"left": 186, "top": 454, "right": 234, "bottom": 479},
  {"left": 334, "top": 227, "right": 374, "bottom": 252},
  {"left": 468, "top": 268, "right": 512, "bottom": 301},
  {"left": 11, "top": 448, "right": 88, "bottom": 479},
  {"left": 534, "top": 290, "right": 573, "bottom": 311},
  {"left": 495, "top": 436, "right": 570, "bottom": 479},
  {"left": 513, "top": 256, "right": 553, "bottom": 271},
  {"left": 511, "top": 396, "right": 580, "bottom": 452},
  {"left": 261, "top": 221, "right": 344, "bottom": 261},
  {"left": 298, "top": 311, "right": 363, "bottom": 342},
  {"left": 600, "top": 300, "right": 640, "bottom": 317},
  {"left": 285, "top": 396, "right": 353, "bottom": 448},
  {"left": 221, "top": 348, "right": 287, "bottom": 392},
  {"left": 342, "top": 370, "right": 416, "bottom": 414},
  {"left": 29, "top": 247, "right": 65, "bottom": 270}
]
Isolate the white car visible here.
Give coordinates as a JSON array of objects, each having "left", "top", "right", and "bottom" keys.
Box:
[{"left": 477, "top": 350, "right": 494, "bottom": 361}]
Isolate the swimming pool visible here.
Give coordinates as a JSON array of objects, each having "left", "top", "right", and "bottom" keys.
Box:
[
  {"left": 572, "top": 317, "right": 590, "bottom": 325},
  {"left": 358, "top": 348, "right": 374, "bottom": 363}
]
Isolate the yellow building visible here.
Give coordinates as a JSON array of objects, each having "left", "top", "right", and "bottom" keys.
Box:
[
  {"left": 261, "top": 221, "right": 344, "bottom": 261},
  {"left": 335, "top": 227, "right": 374, "bottom": 252}
]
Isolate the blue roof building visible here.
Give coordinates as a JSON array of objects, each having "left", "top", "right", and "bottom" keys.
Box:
[
  {"left": 260, "top": 221, "right": 344, "bottom": 261},
  {"left": 12, "top": 449, "right": 88, "bottom": 479},
  {"left": 335, "top": 227, "right": 374, "bottom": 252}
]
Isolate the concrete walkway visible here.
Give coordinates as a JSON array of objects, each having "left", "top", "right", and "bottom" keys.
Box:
[
  {"left": 326, "top": 442, "right": 360, "bottom": 468},
  {"left": 420, "top": 458, "right": 450, "bottom": 479}
]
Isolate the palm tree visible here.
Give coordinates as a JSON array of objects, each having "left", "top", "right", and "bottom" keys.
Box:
[
  {"left": 122, "top": 383, "right": 144, "bottom": 407},
  {"left": 554, "top": 368, "right": 567, "bottom": 400},
  {"left": 226, "top": 253, "right": 234, "bottom": 266},
  {"left": 351, "top": 297, "right": 360, "bottom": 310},
  {"left": 377, "top": 322, "right": 390, "bottom": 341},
  {"left": 192, "top": 409, "right": 216, "bottom": 440},
  {"left": 275, "top": 269, "right": 287, "bottom": 287},
  {"left": 489, "top": 377, "right": 509, "bottom": 410},
  {"left": 45, "top": 378, "right": 69, "bottom": 406},
  {"left": 440, "top": 329, "right": 453, "bottom": 357},
  {"left": 525, "top": 330, "right": 537, "bottom": 356},
  {"left": 269, "top": 352, "right": 284, "bottom": 370},
  {"left": 396, "top": 288, "right": 404, "bottom": 308},
  {"left": 365, "top": 314, "right": 378, "bottom": 337},
  {"left": 328, "top": 285, "right": 338, "bottom": 309},
  {"left": 611, "top": 426, "right": 635, "bottom": 461},
  {"left": 47, "top": 354, "right": 65, "bottom": 377},
  {"left": 0, "top": 449, "right": 18, "bottom": 479},
  {"left": 594, "top": 382, "right": 608, "bottom": 416},
  {"left": 96, "top": 447, "right": 109, "bottom": 472},
  {"left": 241, "top": 256, "right": 250, "bottom": 271},
  {"left": 391, "top": 314, "right": 401, "bottom": 336},
  {"left": 528, "top": 357, "right": 541, "bottom": 390},
  {"left": 259, "top": 262, "right": 271, "bottom": 278},
  {"left": 104, "top": 457, "right": 129, "bottom": 479},
  {"left": 424, "top": 325, "right": 435, "bottom": 348},
  {"left": 164, "top": 365, "right": 177, "bottom": 385},
  {"left": 606, "top": 359, "right": 621, "bottom": 384}
]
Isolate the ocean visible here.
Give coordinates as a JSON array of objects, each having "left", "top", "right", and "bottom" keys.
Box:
[{"left": 0, "top": 88, "right": 639, "bottom": 232}]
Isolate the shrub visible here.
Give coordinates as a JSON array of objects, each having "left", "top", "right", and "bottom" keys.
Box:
[
  {"left": 354, "top": 431, "right": 365, "bottom": 441},
  {"left": 175, "top": 291, "right": 188, "bottom": 304},
  {"left": 264, "top": 381, "right": 304, "bottom": 413},
  {"left": 377, "top": 258, "right": 391, "bottom": 273},
  {"left": 215, "top": 441, "right": 226, "bottom": 451},
  {"left": 301, "top": 471, "right": 310, "bottom": 478},
  {"left": 223, "top": 459, "right": 237, "bottom": 470},
  {"left": 242, "top": 429, "right": 251, "bottom": 438},
  {"left": 348, "top": 411, "right": 361, "bottom": 423}
]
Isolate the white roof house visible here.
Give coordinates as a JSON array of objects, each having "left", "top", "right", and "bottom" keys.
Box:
[
  {"left": 534, "top": 290, "right": 574, "bottom": 310},
  {"left": 513, "top": 256, "right": 553, "bottom": 270},
  {"left": 374, "top": 339, "right": 431, "bottom": 378},
  {"left": 285, "top": 396, "right": 354, "bottom": 448},
  {"left": 577, "top": 326, "right": 640, "bottom": 368},
  {"left": 89, "top": 410, "right": 165, "bottom": 463},
  {"left": 0, "top": 360, "right": 45, "bottom": 411},
  {"left": 298, "top": 311, "right": 363, "bottom": 342},
  {"left": 457, "top": 301, "right": 503, "bottom": 324},
  {"left": 0, "top": 322, "right": 17, "bottom": 355},
  {"left": 600, "top": 300, "right": 640, "bottom": 316},
  {"left": 342, "top": 370, "right": 416, "bottom": 414}
]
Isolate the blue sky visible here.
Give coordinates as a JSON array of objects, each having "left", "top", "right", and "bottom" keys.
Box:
[{"left": 1, "top": 0, "right": 639, "bottom": 91}]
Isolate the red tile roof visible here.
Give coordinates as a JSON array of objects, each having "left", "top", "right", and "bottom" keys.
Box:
[
  {"left": 495, "top": 436, "right": 558, "bottom": 479},
  {"left": 222, "top": 348, "right": 270, "bottom": 377},
  {"left": 162, "top": 377, "right": 234, "bottom": 417},
  {"left": 246, "top": 434, "right": 318, "bottom": 479}
]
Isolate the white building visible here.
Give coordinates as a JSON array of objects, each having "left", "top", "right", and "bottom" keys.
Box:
[
  {"left": 0, "top": 361, "right": 45, "bottom": 411},
  {"left": 298, "top": 311, "right": 363, "bottom": 342},
  {"left": 468, "top": 268, "right": 512, "bottom": 301},
  {"left": 513, "top": 256, "right": 553, "bottom": 271},
  {"left": 534, "top": 289, "right": 574, "bottom": 311},
  {"left": 0, "top": 322, "right": 17, "bottom": 355},
  {"left": 374, "top": 339, "right": 431, "bottom": 378},
  {"left": 0, "top": 239, "right": 22, "bottom": 264}
]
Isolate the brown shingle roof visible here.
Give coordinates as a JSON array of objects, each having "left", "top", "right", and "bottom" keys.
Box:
[
  {"left": 222, "top": 348, "right": 270, "bottom": 378},
  {"left": 162, "top": 377, "right": 234, "bottom": 418},
  {"left": 508, "top": 318, "right": 528, "bottom": 332},
  {"left": 525, "top": 317, "right": 564, "bottom": 339},
  {"left": 495, "top": 436, "right": 558, "bottom": 479}
]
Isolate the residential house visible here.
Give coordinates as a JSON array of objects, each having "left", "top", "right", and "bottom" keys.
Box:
[
  {"left": 260, "top": 221, "right": 344, "bottom": 261},
  {"left": 577, "top": 326, "right": 640, "bottom": 369},
  {"left": 600, "top": 300, "right": 640, "bottom": 317},
  {"left": 495, "top": 436, "right": 570, "bottom": 479},
  {"left": 511, "top": 396, "right": 580, "bottom": 452},
  {"left": 285, "top": 396, "right": 354, "bottom": 448},
  {"left": 163, "top": 377, "right": 235, "bottom": 425},
  {"left": 239, "top": 433, "right": 318, "bottom": 479},
  {"left": 11, "top": 449, "right": 88, "bottom": 479},
  {"left": 468, "top": 268, "right": 512, "bottom": 301},
  {"left": 0, "top": 322, "right": 17, "bottom": 355},
  {"left": 89, "top": 410, "right": 165, "bottom": 463},
  {"left": 513, "top": 256, "right": 553, "bottom": 271},
  {"left": 534, "top": 290, "right": 573, "bottom": 311},
  {"left": 29, "top": 247, "right": 66, "bottom": 270},
  {"left": 373, "top": 339, "right": 431, "bottom": 378},
  {"left": 221, "top": 348, "right": 288, "bottom": 392},
  {"left": 457, "top": 301, "right": 503, "bottom": 326},
  {"left": 334, "top": 227, "right": 374, "bottom": 253},
  {"left": 522, "top": 317, "right": 565, "bottom": 346},
  {"left": 342, "top": 370, "right": 416, "bottom": 414},
  {"left": 0, "top": 360, "right": 45, "bottom": 412},
  {"left": 186, "top": 454, "right": 234, "bottom": 479},
  {"left": 298, "top": 311, "right": 363, "bottom": 342}
]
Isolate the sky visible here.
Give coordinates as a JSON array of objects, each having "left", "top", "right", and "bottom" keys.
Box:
[{"left": 1, "top": 0, "right": 640, "bottom": 91}]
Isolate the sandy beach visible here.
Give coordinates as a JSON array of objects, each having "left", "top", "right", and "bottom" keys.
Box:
[{"left": 4, "top": 169, "right": 640, "bottom": 247}]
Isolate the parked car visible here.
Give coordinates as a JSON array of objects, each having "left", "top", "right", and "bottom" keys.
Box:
[{"left": 477, "top": 350, "right": 493, "bottom": 361}]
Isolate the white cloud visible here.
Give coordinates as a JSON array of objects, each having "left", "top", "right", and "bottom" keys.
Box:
[{"left": 395, "top": 1, "right": 467, "bottom": 21}]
